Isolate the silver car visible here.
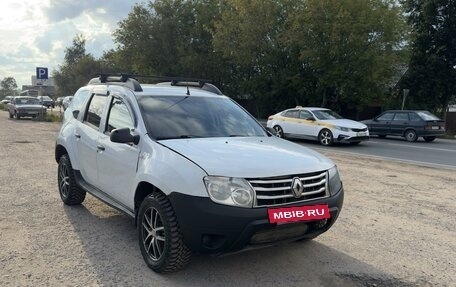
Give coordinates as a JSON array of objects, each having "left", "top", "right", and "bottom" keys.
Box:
[{"left": 8, "top": 97, "right": 46, "bottom": 119}]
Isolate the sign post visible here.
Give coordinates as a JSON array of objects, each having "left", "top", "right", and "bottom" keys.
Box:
[{"left": 36, "top": 67, "right": 48, "bottom": 97}]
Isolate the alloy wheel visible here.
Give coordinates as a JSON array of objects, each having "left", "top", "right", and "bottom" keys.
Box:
[
  {"left": 58, "top": 162, "right": 70, "bottom": 198},
  {"left": 142, "top": 207, "right": 166, "bottom": 261},
  {"left": 320, "top": 130, "right": 333, "bottom": 146}
]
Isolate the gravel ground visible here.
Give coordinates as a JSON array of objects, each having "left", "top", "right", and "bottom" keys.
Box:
[{"left": 0, "top": 111, "right": 454, "bottom": 287}]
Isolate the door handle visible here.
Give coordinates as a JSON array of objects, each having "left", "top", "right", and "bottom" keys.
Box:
[
  {"left": 97, "top": 145, "right": 105, "bottom": 151},
  {"left": 75, "top": 133, "right": 81, "bottom": 139}
]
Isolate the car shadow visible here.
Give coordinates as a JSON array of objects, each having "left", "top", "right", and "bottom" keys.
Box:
[{"left": 63, "top": 200, "right": 418, "bottom": 287}]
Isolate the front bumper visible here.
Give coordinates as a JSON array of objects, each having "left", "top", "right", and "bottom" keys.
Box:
[
  {"left": 168, "top": 186, "right": 344, "bottom": 254},
  {"left": 17, "top": 110, "right": 46, "bottom": 117}
]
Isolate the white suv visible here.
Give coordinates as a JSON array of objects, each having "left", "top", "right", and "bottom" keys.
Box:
[{"left": 55, "top": 75, "right": 344, "bottom": 273}]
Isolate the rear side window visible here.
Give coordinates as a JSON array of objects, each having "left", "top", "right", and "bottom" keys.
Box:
[
  {"left": 409, "top": 113, "right": 422, "bottom": 121},
  {"left": 377, "top": 112, "right": 394, "bottom": 121},
  {"left": 392, "top": 113, "right": 409, "bottom": 121},
  {"left": 284, "top": 110, "right": 299, "bottom": 118},
  {"left": 84, "top": 94, "right": 108, "bottom": 129},
  {"left": 72, "top": 89, "right": 90, "bottom": 111}
]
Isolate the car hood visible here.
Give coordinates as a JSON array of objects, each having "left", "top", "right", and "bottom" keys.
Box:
[
  {"left": 160, "top": 137, "right": 334, "bottom": 178},
  {"left": 320, "top": 119, "right": 367, "bottom": 129}
]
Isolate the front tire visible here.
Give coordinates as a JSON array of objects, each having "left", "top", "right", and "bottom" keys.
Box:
[
  {"left": 138, "top": 193, "right": 191, "bottom": 273},
  {"left": 273, "top": 125, "right": 284, "bottom": 138},
  {"left": 9, "top": 112, "right": 13, "bottom": 119},
  {"left": 58, "top": 154, "right": 86, "bottom": 205},
  {"left": 318, "top": 129, "right": 334, "bottom": 146},
  {"left": 404, "top": 129, "right": 418, "bottom": 142},
  {"left": 423, "top": 136, "right": 436, "bottom": 142}
]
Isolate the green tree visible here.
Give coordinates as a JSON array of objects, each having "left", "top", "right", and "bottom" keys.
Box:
[
  {"left": 402, "top": 0, "right": 456, "bottom": 116},
  {"left": 112, "top": 0, "right": 227, "bottom": 83},
  {"left": 53, "top": 35, "right": 101, "bottom": 97},
  {"left": 212, "top": 0, "right": 304, "bottom": 115},
  {"left": 0, "top": 77, "right": 19, "bottom": 99},
  {"left": 286, "top": 0, "right": 407, "bottom": 113}
]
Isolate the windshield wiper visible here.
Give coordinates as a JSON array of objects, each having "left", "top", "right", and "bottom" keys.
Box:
[{"left": 156, "top": 135, "right": 200, "bottom": 140}]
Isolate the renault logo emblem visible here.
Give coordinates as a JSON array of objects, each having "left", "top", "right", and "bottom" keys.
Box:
[{"left": 291, "top": 177, "right": 304, "bottom": 198}]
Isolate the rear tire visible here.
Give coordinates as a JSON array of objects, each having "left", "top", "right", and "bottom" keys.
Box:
[
  {"left": 318, "top": 129, "right": 334, "bottom": 146},
  {"left": 423, "top": 136, "right": 436, "bottom": 142},
  {"left": 273, "top": 125, "right": 284, "bottom": 138},
  {"left": 9, "top": 112, "right": 13, "bottom": 119},
  {"left": 58, "top": 154, "right": 86, "bottom": 205},
  {"left": 404, "top": 129, "right": 418, "bottom": 142},
  {"left": 138, "top": 193, "right": 191, "bottom": 273}
]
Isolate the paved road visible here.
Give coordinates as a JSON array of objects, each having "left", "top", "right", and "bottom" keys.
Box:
[{"left": 293, "top": 137, "right": 456, "bottom": 170}]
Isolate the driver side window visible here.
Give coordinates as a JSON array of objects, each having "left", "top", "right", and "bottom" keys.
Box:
[{"left": 105, "top": 97, "right": 134, "bottom": 134}]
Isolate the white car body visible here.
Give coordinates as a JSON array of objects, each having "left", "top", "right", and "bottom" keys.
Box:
[
  {"left": 55, "top": 77, "right": 344, "bottom": 272},
  {"left": 266, "top": 107, "right": 369, "bottom": 145}
]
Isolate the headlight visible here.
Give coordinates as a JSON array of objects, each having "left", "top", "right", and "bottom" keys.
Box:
[
  {"left": 328, "top": 166, "right": 342, "bottom": 195},
  {"left": 335, "top": 126, "right": 350, "bottom": 132},
  {"left": 204, "top": 176, "right": 254, "bottom": 208}
]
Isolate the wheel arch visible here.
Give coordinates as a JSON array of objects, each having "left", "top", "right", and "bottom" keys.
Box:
[
  {"left": 134, "top": 182, "right": 166, "bottom": 222},
  {"left": 55, "top": 144, "right": 68, "bottom": 163},
  {"left": 402, "top": 128, "right": 416, "bottom": 137}
]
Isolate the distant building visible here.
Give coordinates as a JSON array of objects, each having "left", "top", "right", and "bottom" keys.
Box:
[{"left": 21, "top": 76, "right": 55, "bottom": 99}]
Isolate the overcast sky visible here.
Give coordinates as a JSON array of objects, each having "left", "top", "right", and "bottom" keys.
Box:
[{"left": 0, "top": 0, "right": 138, "bottom": 88}]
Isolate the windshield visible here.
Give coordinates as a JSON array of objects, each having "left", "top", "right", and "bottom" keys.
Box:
[
  {"left": 139, "top": 96, "right": 267, "bottom": 140},
  {"left": 15, "top": 98, "right": 41, "bottom": 105},
  {"left": 312, "top": 109, "right": 343, "bottom": 120},
  {"left": 416, "top": 111, "right": 440, "bottom": 121}
]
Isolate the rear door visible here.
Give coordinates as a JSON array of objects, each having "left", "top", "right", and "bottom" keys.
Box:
[
  {"left": 96, "top": 93, "right": 140, "bottom": 208},
  {"left": 75, "top": 92, "right": 109, "bottom": 187},
  {"left": 390, "top": 112, "right": 409, "bottom": 135},
  {"left": 281, "top": 109, "right": 300, "bottom": 135}
]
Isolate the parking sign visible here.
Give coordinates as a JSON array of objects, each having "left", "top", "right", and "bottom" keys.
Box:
[{"left": 36, "top": 67, "right": 48, "bottom": 80}]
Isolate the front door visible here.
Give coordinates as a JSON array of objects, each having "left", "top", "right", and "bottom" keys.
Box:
[{"left": 371, "top": 112, "right": 395, "bottom": 135}]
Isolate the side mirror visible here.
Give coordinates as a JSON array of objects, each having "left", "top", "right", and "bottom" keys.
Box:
[
  {"left": 110, "top": 128, "right": 140, "bottom": 145},
  {"left": 72, "top": 110, "right": 79, "bottom": 119},
  {"left": 307, "top": 117, "right": 316, "bottom": 121}
]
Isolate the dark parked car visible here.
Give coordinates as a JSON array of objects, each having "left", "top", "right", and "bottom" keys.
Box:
[
  {"left": 37, "top": 96, "right": 55, "bottom": 108},
  {"left": 7, "top": 96, "right": 46, "bottom": 119},
  {"left": 362, "top": 110, "right": 445, "bottom": 142}
]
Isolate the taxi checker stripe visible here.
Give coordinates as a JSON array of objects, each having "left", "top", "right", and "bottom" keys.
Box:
[{"left": 275, "top": 116, "right": 335, "bottom": 128}]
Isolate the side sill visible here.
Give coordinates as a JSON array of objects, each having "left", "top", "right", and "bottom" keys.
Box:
[{"left": 73, "top": 170, "right": 135, "bottom": 218}]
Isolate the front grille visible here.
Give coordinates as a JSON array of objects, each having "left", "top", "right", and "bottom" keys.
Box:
[
  {"left": 351, "top": 128, "right": 368, "bottom": 132},
  {"left": 248, "top": 170, "right": 329, "bottom": 207}
]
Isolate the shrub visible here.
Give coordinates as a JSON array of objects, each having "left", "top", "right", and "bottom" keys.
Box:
[{"left": 33, "top": 112, "right": 63, "bottom": 122}]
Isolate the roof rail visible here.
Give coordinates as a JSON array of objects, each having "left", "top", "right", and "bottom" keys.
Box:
[
  {"left": 88, "top": 74, "right": 143, "bottom": 92},
  {"left": 87, "top": 74, "right": 223, "bottom": 95}
]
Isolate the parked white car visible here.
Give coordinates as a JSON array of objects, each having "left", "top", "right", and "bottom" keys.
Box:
[
  {"left": 267, "top": 107, "right": 369, "bottom": 145},
  {"left": 55, "top": 76, "right": 344, "bottom": 273}
]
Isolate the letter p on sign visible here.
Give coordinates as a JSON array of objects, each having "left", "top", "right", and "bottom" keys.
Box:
[{"left": 36, "top": 67, "right": 48, "bottom": 79}]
